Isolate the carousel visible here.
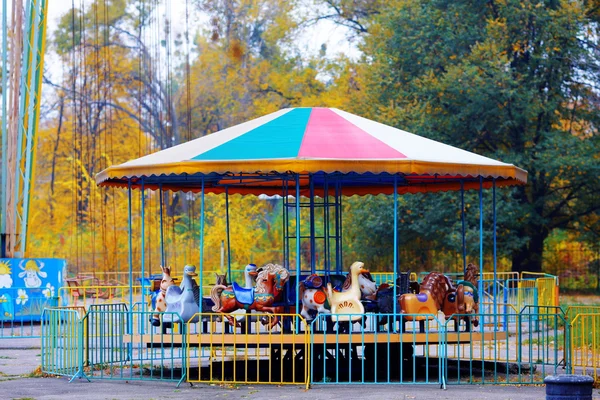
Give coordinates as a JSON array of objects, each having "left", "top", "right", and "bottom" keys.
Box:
[{"left": 90, "top": 107, "right": 529, "bottom": 386}]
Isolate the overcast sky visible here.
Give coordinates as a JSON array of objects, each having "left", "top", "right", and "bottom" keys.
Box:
[
  {"left": 2, "top": 1, "right": 359, "bottom": 113},
  {"left": 43, "top": 1, "right": 360, "bottom": 61}
]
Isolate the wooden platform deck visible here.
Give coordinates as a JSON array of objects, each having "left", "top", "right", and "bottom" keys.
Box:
[{"left": 124, "top": 330, "right": 507, "bottom": 347}]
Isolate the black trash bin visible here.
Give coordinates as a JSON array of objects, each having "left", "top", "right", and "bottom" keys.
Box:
[{"left": 545, "top": 374, "right": 594, "bottom": 400}]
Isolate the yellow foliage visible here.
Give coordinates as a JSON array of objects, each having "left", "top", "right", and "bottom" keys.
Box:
[{"left": 26, "top": 0, "right": 345, "bottom": 277}]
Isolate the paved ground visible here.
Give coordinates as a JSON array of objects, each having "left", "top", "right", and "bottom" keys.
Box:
[{"left": 1, "top": 338, "right": 599, "bottom": 400}]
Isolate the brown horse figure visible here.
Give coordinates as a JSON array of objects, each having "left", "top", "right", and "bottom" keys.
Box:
[
  {"left": 399, "top": 271, "right": 454, "bottom": 332},
  {"left": 442, "top": 263, "right": 480, "bottom": 331},
  {"left": 210, "top": 263, "right": 289, "bottom": 329}
]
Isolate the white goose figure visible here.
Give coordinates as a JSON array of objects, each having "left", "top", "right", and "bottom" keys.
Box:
[
  {"left": 230, "top": 263, "right": 258, "bottom": 322},
  {"left": 327, "top": 261, "right": 369, "bottom": 322},
  {"left": 243, "top": 264, "right": 258, "bottom": 288}
]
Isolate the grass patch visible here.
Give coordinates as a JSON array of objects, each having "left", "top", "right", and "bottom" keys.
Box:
[
  {"left": 560, "top": 294, "right": 600, "bottom": 307},
  {"left": 522, "top": 334, "right": 564, "bottom": 348}
]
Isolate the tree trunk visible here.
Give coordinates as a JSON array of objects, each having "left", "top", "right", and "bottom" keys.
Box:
[
  {"left": 49, "top": 95, "right": 65, "bottom": 220},
  {"left": 511, "top": 228, "right": 547, "bottom": 273}
]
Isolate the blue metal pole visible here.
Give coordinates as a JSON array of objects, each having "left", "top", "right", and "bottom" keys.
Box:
[
  {"left": 323, "top": 176, "right": 330, "bottom": 273},
  {"left": 461, "top": 180, "right": 466, "bottom": 273},
  {"left": 283, "top": 180, "right": 288, "bottom": 268},
  {"left": 295, "top": 174, "right": 301, "bottom": 332},
  {"left": 393, "top": 175, "right": 398, "bottom": 327},
  {"left": 159, "top": 184, "right": 165, "bottom": 266},
  {"left": 309, "top": 176, "right": 315, "bottom": 274},
  {"left": 493, "top": 179, "right": 497, "bottom": 320},
  {"left": 199, "top": 177, "right": 205, "bottom": 299},
  {"left": 128, "top": 180, "right": 133, "bottom": 312},
  {"left": 335, "top": 180, "right": 341, "bottom": 274},
  {"left": 339, "top": 186, "right": 343, "bottom": 270},
  {"left": 140, "top": 179, "right": 145, "bottom": 312},
  {"left": 1, "top": 0, "right": 7, "bottom": 236},
  {"left": 479, "top": 177, "right": 484, "bottom": 323},
  {"left": 225, "top": 186, "right": 231, "bottom": 279}
]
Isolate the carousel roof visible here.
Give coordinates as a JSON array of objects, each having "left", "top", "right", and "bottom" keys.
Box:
[{"left": 96, "top": 107, "right": 527, "bottom": 195}]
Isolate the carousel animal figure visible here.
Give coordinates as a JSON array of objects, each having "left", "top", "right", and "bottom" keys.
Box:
[
  {"left": 343, "top": 270, "right": 377, "bottom": 298},
  {"left": 150, "top": 265, "right": 177, "bottom": 328},
  {"left": 226, "top": 263, "right": 259, "bottom": 323},
  {"left": 210, "top": 263, "right": 289, "bottom": 329},
  {"left": 399, "top": 270, "right": 454, "bottom": 330},
  {"left": 194, "top": 263, "right": 257, "bottom": 319},
  {"left": 442, "top": 263, "right": 480, "bottom": 331},
  {"left": 163, "top": 265, "right": 201, "bottom": 328},
  {"left": 240, "top": 263, "right": 258, "bottom": 288},
  {"left": 326, "top": 261, "right": 370, "bottom": 323},
  {"left": 364, "top": 271, "right": 413, "bottom": 330},
  {"left": 298, "top": 274, "right": 330, "bottom": 321},
  {"left": 298, "top": 267, "right": 376, "bottom": 322},
  {"left": 202, "top": 265, "right": 258, "bottom": 316},
  {"left": 201, "top": 272, "right": 229, "bottom": 322}
]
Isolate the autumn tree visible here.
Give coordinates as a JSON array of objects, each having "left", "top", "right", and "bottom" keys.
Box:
[
  {"left": 339, "top": 0, "right": 600, "bottom": 272},
  {"left": 29, "top": 0, "right": 337, "bottom": 276}
]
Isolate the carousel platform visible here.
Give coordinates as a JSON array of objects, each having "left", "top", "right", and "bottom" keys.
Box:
[{"left": 124, "top": 330, "right": 506, "bottom": 347}]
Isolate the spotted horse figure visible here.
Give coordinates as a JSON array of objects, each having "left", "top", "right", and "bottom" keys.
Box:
[{"left": 150, "top": 265, "right": 177, "bottom": 329}]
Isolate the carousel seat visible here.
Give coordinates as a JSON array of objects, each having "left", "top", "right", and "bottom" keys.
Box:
[{"left": 232, "top": 281, "right": 254, "bottom": 305}]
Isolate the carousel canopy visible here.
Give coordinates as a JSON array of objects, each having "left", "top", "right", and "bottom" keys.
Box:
[{"left": 96, "top": 107, "right": 527, "bottom": 195}]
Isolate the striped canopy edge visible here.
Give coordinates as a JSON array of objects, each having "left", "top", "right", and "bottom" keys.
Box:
[{"left": 96, "top": 107, "right": 527, "bottom": 195}]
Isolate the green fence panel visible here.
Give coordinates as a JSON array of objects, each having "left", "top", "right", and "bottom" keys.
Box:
[
  {"left": 83, "top": 308, "right": 186, "bottom": 383},
  {"left": 444, "top": 311, "right": 567, "bottom": 385},
  {"left": 309, "top": 313, "right": 446, "bottom": 386},
  {"left": 41, "top": 308, "right": 88, "bottom": 381}
]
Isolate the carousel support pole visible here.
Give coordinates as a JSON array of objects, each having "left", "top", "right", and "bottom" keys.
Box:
[
  {"left": 159, "top": 183, "right": 165, "bottom": 267},
  {"left": 141, "top": 179, "right": 145, "bottom": 315},
  {"left": 393, "top": 175, "right": 399, "bottom": 330},
  {"left": 339, "top": 183, "right": 344, "bottom": 269},
  {"left": 283, "top": 179, "right": 289, "bottom": 268},
  {"left": 461, "top": 180, "right": 466, "bottom": 273},
  {"left": 493, "top": 179, "right": 497, "bottom": 324},
  {"left": 295, "top": 174, "right": 301, "bottom": 333},
  {"left": 323, "top": 176, "right": 331, "bottom": 274},
  {"left": 309, "top": 175, "right": 316, "bottom": 274},
  {"left": 225, "top": 186, "right": 231, "bottom": 280},
  {"left": 199, "top": 177, "right": 205, "bottom": 309},
  {"left": 334, "top": 179, "right": 341, "bottom": 274},
  {"left": 479, "top": 176, "right": 484, "bottom": 330},
  {"left": 127, "top": 180, "right": 133, "bottom": 332}
]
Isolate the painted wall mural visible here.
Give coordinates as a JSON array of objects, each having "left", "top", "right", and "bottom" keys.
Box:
[{"left": 0, "top": 258, "right": 66, "bottom": 322}]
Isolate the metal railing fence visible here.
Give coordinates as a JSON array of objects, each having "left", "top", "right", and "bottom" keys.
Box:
[
  {"left": 569, "top": 313, "right": 600, "bottom": 382},
  {"left": 185, "top": 312, "right": 310, "bottom": 388}
]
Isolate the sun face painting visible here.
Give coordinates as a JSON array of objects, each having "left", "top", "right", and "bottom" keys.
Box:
[{"left": 0, "top": 260, "right": 13, "bottom": 288}]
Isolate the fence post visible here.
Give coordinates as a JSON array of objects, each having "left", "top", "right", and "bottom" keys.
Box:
[
  {"left": 69, "top": 313, "right": 90, "bottom": 382},
  {"left": 565, "top": 318, "right": 571, "bottom": 373},
  {"left": 177, "top": 319, "right": 188, "bottom": 387},
  {"left": 440, "top": 318, "right": 447, "bottom": 389}
]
